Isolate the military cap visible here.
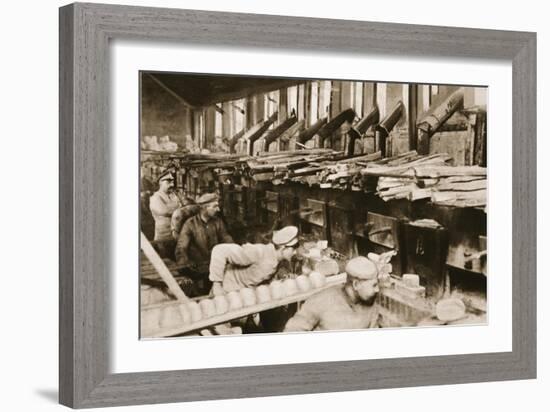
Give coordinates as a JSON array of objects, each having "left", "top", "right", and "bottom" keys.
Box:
[
  {"left": 197, "top": 193, "right": 219, "bottom": 205},
  {"left": 345, "top": 256, "right": 378, "bottom": 280},
  {"left": 272, "top": 225, "right": 299, "bottom": 247},
  {"left": 157, "top": 168, "right": 175, "bottom": 182}
]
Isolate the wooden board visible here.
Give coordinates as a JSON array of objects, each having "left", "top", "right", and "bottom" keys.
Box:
[
  {"left": 142, "top": 274, "right": 347, "bottom": 338},
  {"left": 140, "top": 233, "right": 189, "bottom": 302}
]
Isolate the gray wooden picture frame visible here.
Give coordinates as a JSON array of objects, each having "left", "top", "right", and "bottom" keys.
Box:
[{"left": 59, "top": 2, "right": 536, "bottom": 408}]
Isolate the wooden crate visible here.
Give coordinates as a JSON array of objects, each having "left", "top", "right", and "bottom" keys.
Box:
[{"left": 377, "top": 287, "right": 433, "bottom": 327}]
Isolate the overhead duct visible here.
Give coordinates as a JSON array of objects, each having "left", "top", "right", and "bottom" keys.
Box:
[
  {"left": 279, "top": 119, "right": 306, "bottom": 145},
  {"left": 375, "top": 101, "right": 404, "bottom": 157},
  {"left": 227, "top": 129, "right": 245, "bottom": 154},
  {"left": 317, "top": 108, "right": 356, "bottom": 147},
  {"left": 417, "top": 87, "right": 465, "bottom": 154},
  {"left": 263, "top": 115, "right": 298, "bottom": 151},
  {"left": 346, "top": 105, "right": 380, "bottom": 156},
  {"left": 296, "top": 117, "right": 328, "bottom": 145},
  {"left": 246, "top": 111, "right": 279, "bottom": 155}
]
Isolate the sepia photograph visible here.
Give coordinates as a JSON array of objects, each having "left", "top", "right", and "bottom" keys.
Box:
[{"left": 139, "top": 71, "right": 488, "bottom": 339}]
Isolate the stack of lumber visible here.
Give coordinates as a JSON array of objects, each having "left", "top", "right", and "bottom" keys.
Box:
[
  {"left": 175, "top": 153, "right": 250, "bottom": 169},
  {"left": 283, "top": 150, "right": 441, "bottom": 191},
  {"left": 313, "top": 152, "right": 383, "bottom": 190},
  {"left": 423, "top": 167, "right": 487, "bottom": 207},
  {"left": 288, "top": 151, "right": 448, "bottom": 191},
  {"left": 362, "top": 152, "right": 486, "bottom": 207},
  {"left": 363, "top": 153, "right": 453, "bottom": 201},
  {"left": 245, "top": 149, "right": 343, "bottom": 182},
  {"left": 281, "top": 151, "right": 382, "bottom": 189},
  {"left": 141, "top": 149, "right": 487, "bottom": 209}
]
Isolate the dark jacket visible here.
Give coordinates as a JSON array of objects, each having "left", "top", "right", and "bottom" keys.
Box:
[{"left": 175, "top": 214, "right": 233, "bottom": 274}]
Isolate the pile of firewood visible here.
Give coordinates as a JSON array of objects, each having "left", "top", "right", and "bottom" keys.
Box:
[
  {"left": 361, "top": 153, "right": 486, "bottom": 207},
  {"left": 244, "top": 149, "right": 343, "bottom": 182},
  {"left": 142, "top": 149, "right": 487, "bottom": 209},
  {"left": 419, "top": 166, "right": 486, "bottom": 207},
  {"left": 282, "top": 149, "right": 487, "bottom": 208}
]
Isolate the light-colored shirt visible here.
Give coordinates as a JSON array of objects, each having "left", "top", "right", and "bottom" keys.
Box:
[
  {"left": 149, "top": 191, "right": 181, "bottom": 241},
  {"left": 209, "top": 243, "right": 279, "bottom": 292},
  {"left": 284, "top": 285, "right": 380, "bottom": 332}
]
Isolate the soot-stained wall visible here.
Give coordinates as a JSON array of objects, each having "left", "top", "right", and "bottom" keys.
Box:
[{"left": 140, "top": 74, "right": 192, "bottom": 148}]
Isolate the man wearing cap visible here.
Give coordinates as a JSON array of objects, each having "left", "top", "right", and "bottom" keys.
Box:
[
  {"left": 209, "top": 226, "right": 299, "bottom": 296},
  {"left": 148, "top": 169, "right": 182, "bottom": 258},
  {"left": 170, "top": 196, "right": 200, "bottom": 240},
  {"left": 284, "top": 256, "right": 381, "bottom": 332},
  {"left": 175, "top": 192, "right": 233, "bottom": 295}
]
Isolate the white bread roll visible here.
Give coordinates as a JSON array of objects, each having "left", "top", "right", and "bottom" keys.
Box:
[
  {"left": 269, "top": 280, "right": 284, "bottom": 299},
  {"left": 296, "top": 275, "right": 313, "bottom": 292},
  {"left": 309, "top": 271, "right": 326, "bottom": 288}
]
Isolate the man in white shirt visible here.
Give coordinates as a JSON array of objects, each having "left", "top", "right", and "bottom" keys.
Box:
[
  {"left": 148, "top": 169, "right": 182, "bottom": 258},
  {"left": 209, "top": 226, "right": 299, "bottom": 295}
]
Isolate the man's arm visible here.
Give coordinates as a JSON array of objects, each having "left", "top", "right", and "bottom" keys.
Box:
[
  {"left": 216, "top": 219, "right": 234, "bottom": 244},
  {"left": 175, "top": 222, "right": 192, "bottom": 267},
  {"left": 211, "top": 281, "right": 225, "bottom": 296},
  {"left": 171, "top": 208, "right": 184, "bottom": 239},
  {"left": 283, "top": 299, "right": 321, "bottom": 332},
  {"left": 208, "top": 243, "right": 253, "bottom": 283},
  {"left": 172, "top": 205, "right": 200, "bottom": 240}
]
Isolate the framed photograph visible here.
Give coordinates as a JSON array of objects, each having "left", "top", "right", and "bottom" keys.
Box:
[{"left": 59, "top": 2, "right": 536, "bottom": 408}]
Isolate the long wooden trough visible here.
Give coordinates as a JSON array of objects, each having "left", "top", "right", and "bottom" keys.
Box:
[{"left": 141, "top": 273, "right": 347, "bottom": 338}]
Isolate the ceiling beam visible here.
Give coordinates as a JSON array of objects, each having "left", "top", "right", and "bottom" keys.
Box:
[{"left": 146, "top": 73, "right": 196, "bottom": 109}]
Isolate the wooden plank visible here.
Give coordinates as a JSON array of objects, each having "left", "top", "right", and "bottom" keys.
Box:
[
  {"left": 377, "top": 177, "right": 412, "bottom": 189},
  {"left": 435, "top": 179, "right": 486, "bottom": 191},
  {"left": 371, "top": 149, "right": 417, "bottom": 165},
  {"left": 204, "top": 106, "right": 217, "bottom": 149},
  {"left": 431, "top": 189, "right": 486, "bottom": 206},
  {"left": 386, "top": 151, "right": 420, "bottom": 166},
  {"left": 474, "top": 111, "right": 487, "bottom": 166},
  {"left": 140, "top": 256, "right": 181, "bottom": 281},
  {"left": 339, "top": 151, "right": 382, "bottom": 164},
  {"left": 318, "top": 81, "right": 330, "bottom": 118},
  {"left": 278, "top": 87, "right": 288, "bottom": 120},
  {"left": 140, "top": 232, "right": 189, "bottom": 302},
  {"left": 414, "top": 165, "right": 487, "bottom": 178},
  {"left": 192, "top": 110, "right": 203, "bottom": 147},
  {"left": 330, "top": 80, "right": 342, "bottom": 119},
  {"left": 408, "top": 84, "right": 418, "bottom": 151},
  {"left": 143, "top": 274, "right": 347, "bottom": 337},
  {"left": 362, "top": 82, "right": 376, "bottom": 117},
  {"left": 409, "top": 188, "right": 432, "bottom": 201},
  {"left": 246, "top": 96, "right": 255, "bottom": 129},
  {"left": 362, "top": 156, "right": 449, "bottom": 176},
  {"left": 304, "top": 82, "right": 312, "bottom": 126},
  {"left": 437, "top": 175, "right": 486, "bottom": 183},
  {"left": 256, "top": 92, "right": 266, "bottom": 123},
  {"left": 222, "top": 102, "right": 232, "bottom": 138},
  {"left": 379, "top": 184, "right": 417, "bottom": 197},
  {"left": 340, "top": 81, "right": 353, "bottom": 110}
]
